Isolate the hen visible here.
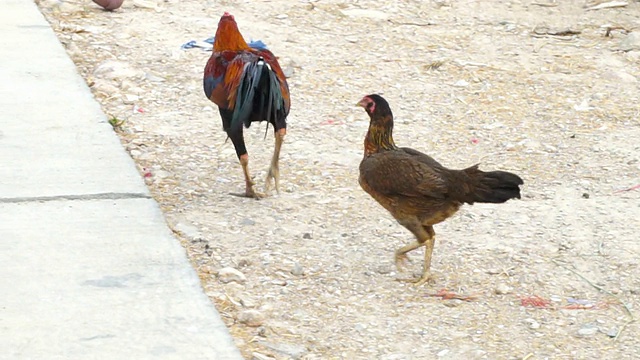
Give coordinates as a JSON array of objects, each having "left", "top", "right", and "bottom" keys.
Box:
[
  {"left": 357, "top": 94, "right": 524, "bottom": 285},
  {"left": 204, "top": 12, "right": 290, "bottom": 198}
]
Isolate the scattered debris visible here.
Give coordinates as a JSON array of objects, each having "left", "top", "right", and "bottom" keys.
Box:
[
  {"left": 108, "top": 115, "right": 125, "bottom": 131},
  {"left": 577, "top": 323, "right": 599, "bottom": 337},
  {"left": 258, "top": 341, "right": 308, "bottom": 360},
  {"left": 532, "top": 25, "right": 581, "bottom": 38},
  {"left": 427, "top": 289, "right": 477, "bottom": 302},
  {"left": 494, "top": 283, "right": 512, "bottom": 295},
  {"left": 614, "top": 184, "right": 640, "bottom": 193},
  {"left": 237, "top": 310, "right": 265, "bottom": 327},
  {"left": 586, "top": 1, "right": 628, "bottom": 11},
  {"left": 217, "top": 267, "right": 247, "bottom": 284},
  {"left": 618, "top": 32, "right": 640, "bottom": 52},
  {"left": 520, "top": 295, "right": 552, "bottom": 309},
  {"left": 531, "top": 1, "right": 558, "bottom": 7}
]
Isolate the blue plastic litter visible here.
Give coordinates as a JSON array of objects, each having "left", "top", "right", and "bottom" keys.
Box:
[{"left": 181, "top": 36, "right": 269, "bottom": 51}]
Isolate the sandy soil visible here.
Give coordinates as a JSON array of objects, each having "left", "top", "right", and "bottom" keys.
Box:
[{"left": 39, "top": 0, "right": 640, "bottom": 358}]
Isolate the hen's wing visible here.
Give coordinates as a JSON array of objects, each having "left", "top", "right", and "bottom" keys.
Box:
[{"left": 360, "top": 150, "right": 449, "bottom": 200}]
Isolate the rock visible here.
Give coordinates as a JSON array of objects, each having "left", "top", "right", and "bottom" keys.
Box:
[
  {"left": 123, "top": 94, "right": 139, "bottom": 105},
  {"left": 619, "top": 32, "right": 640, "bottom": 52},
  {"left": 217, "top": 267, "right": 246, "bottom": 284},
  {"left": 524, "top": 318, "right": 540, "bottom": 329},
  {"left": 252, "top": 352, "right": 275, "bottom": 360},
  {"left": 90, "top": 80, "right": 120, "bottom": 96},
  {"left": 606, "top": 327, "right": 619, "bottom": 338},
  {"left": 291, "top": 262, "right": 305, "bottom": 276},
  {"left": 172, "top": 221, "right": 201, "bottom": 240},
  {"left": 454, "top": 79, "right": 469, "bottom": 87},
  {"left": 94, "top": 60, "right": 144, "bottom": 81},
  {"left": 238, "top": 294, "right": 257, "bottom": 308},
  {"left": 437, "top": 349, "right": 450, "bottom": 357},
  {"left": 240, "top": 218, "right": 256, "bottom": 226},
  {"left": 443, "top": 299, "right": 463, "bottom": 307},
  {"left": 238, "top": 310, "right": 265, "bottom": 327},
  {"left": 340, "top": 9, "right": 389, "bottom": 20},
  {"left": 92, "top": 0, "right": 124, "bottom": 10},
  {"left": 259, "top": 341, "right": 308, "bottom": 359},
  {"left": 380, "top": 354, "right": 412, "bottom": 360},
  {"left": 494, "top": 283, "right": 512, "bottom": 295},
  {"left": 302, "top": 232, "right": 312, "bottom": 239},
  {"left": 577, "top": 323, "right": 598, "bottom": 337},
  {"left": 132, "top": 0, "right": 158, "bottom": 9}
]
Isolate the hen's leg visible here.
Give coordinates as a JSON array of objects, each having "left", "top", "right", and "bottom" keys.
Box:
[
  {"left": 265, "top": 128, "right": 286, "bottom": 194},
  {"left": 395, "top": 222, "right": 436, "bottom": 285},
  {"left": 413, "top": 226, "right": 436, "bottom": 286}
]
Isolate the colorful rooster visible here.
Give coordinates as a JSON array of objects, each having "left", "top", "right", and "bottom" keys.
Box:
[{"left": 203, "top": 12, "right": 290, "bottom": 198}]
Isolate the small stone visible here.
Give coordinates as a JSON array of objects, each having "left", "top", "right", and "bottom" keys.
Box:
[
  {"left": 524, "top": 318, "right": 540, "bottom": 329},
  {"left": 302, "top": 232, "right": 312, "bottom": 239},
  {"left": 607, "top": 327, "right": 619, "bottom": 338},
  {"left": 283, "top": 66, "right": 295, "bottom": 78},
  {"left": 238, "top": 310, "right": 265, "bottom": 327},
  {"left": 577, "top": 324, "right": 598, "bottom": 337},
  {"left": 252, "top": 352, "right": 275, "bottom": 360},
  {"left": 437, "top": 349, "right": 450, "bottom": 357},
  {"left": 494, "top": 283, "right": 512, "bottom": 295},
  {"left": 238, "top": 294, "right": 257, "bottom": 308},
  {"left": 275, "top": 14, "right": 288, "bottom": 19},
  {"left": 291, "top": 262, "right": 305, "bottom": 276},
  {"left": 217, "top": 267, "right": 246, "bottom": 284},
  {"left": 443, "top": 299, "right": 463, "bottom": 307},
  {"left": 619, "top": 32, "right": 640, "bottom": 52},
  {"left": 340, "top": 9, "right": 389, "bottom": 20},
  {"left": 259, "top": 341, "right": 308, "bottom": 359},
  {"left": 123, "top": 94, "right": 139, "bottom": 105},
  {"left": 454, "top": 79, "right": 469, "bottom": 87},
  {"left": 172, "top": 221, "right": 202, "bottom": 240},
  {"left": 240, "top": 218, "right": 256, "bottom": 226},
  {"left": 93, "top": 60, "right": 143, "bottom": 81}
]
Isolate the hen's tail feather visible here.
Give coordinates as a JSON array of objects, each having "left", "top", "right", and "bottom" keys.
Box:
[
  {"left": 463, "top": 165, "right": 524, "bottom": 204},
  {"left": 231, "top": 58, "right": 286, "bottom": 133}
]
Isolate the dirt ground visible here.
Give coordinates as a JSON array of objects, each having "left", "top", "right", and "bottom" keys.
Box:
[{"left": 38, "top": 0, "right": 640, "bottom": 358}]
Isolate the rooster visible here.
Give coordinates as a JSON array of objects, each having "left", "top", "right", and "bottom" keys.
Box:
[
  {"left": 357, "top": 94, "right": 523, "bottom": 286},
  {"left": 203, "top": 12, "right": 290, "bottom": 198}
]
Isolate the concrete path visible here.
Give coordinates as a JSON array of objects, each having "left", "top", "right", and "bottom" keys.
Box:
[{"left": 0, "top": 1, "right": 242, "bottom": 359}]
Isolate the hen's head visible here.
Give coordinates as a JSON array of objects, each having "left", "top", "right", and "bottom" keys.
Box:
[{"left": 357, "top": 94, "right": 393, "bottom": 119}]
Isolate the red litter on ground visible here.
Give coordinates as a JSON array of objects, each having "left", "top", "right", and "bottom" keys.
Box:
[{"left": 519, "top": 295, "right": 551, "bottom": 309}]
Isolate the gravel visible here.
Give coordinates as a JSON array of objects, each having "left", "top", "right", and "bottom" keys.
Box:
[{"left": 39, "top": 0, "right": 640, "bottom": 358}]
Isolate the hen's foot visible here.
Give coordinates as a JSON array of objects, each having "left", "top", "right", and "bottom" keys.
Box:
[
  {"left": 394, "top": 252, "right": 411, "bottom": 272},
  {"left": 396, "top": 271, "right": 435, "bottom": 286}
]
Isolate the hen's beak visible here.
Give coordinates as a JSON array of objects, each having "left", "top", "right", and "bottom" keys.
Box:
[{"left": 356, "top": 99, "right": 366, "bottom": 108}]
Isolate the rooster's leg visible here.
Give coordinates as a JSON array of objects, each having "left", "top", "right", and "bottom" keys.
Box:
[
  {"left": 265, "top": 128, "right": 286, "bottom": 194},
  {"left": 239, "top": 154, "right": 264, "bottom": 199}
]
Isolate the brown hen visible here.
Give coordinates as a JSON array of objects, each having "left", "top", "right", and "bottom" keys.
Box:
[{"left": 357, "top": 94, "right": 524, "bottom": 285}]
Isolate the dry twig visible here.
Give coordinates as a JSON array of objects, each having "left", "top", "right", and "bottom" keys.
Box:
[{"left": 551, "top": 259, "right": 636, "bottom": 340}]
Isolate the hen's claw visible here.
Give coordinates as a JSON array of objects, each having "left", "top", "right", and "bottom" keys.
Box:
[
  {"left": 394, "top": 252, "right": 411, "bottom": 272},
  {"left": 396, "top": 271, "right": 435, "bottom": 286}
]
